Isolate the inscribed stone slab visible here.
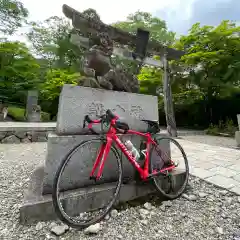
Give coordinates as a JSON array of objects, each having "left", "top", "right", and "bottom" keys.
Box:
[{"left": 56, "top": 85, "right": 158, "bottom": 135}]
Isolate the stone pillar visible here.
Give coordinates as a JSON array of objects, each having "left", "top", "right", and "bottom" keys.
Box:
[
  {"left": 162, "top": 53, "right": 177, "bottom": 137},
  {"left": 237, "top": 114, "right": 240, "bottom": 131},
  {"left": 26, "top": 91, "right": 40, "bottom": 122},
  {"left": 235, "top": 114, "right": 240, "bottom": 147},
  {"left": 0, "top": 101, "right": 8, "bottom": 121}
]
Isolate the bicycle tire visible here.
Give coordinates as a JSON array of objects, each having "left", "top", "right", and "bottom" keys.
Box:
[
  {"left": 52, "top": 138, "right": 123, "bottom": 229},
  {"left": 150, "top": 136, "right": 189, "bottom": 200}
]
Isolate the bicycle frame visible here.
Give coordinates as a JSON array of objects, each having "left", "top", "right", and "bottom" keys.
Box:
[{"left": 89, "top": 117, "right": 175, "bottom": 181}]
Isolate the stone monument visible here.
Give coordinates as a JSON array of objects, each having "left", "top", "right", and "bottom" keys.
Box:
[
  {"left": 25, "top": 90, "right": 41, "bottom": 122},
  {"left": 19, "top": 4, "right": 185, "bottom": 223},
  {"left": 235, "top": 114, "right": 240, "bottom": 147},
  {"left": 62, "top": 4, "right": 184, "bottom": 136},
  {"left": 0, "top": 101, "right": 8, "bottom": 121}
]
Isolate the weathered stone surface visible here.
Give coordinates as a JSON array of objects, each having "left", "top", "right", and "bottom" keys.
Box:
[
  {"left": 0, "top": 122, "right": 56, "bottom": 132},
  {"left": 0, "top": 123, "right": 55, "bottom": 143},
  {"left": 2, "top": 135, "right": 20, "bottom": 144},
  {"left": 15, "top": 131, "right": 27, "bottom": 139},
  {"left": 28, "top": 112, "right": 41, "bottom": 122},
  {"left": 42, "top": 132, "right": 169, "bottom": 194},
  {"left": 205, "top": 175, "right": 240, "bottom": 189},
  {"left": 0, "top": 113, "right": 4, "bottom": 121},
  {"left": 0, "top": 132, "right": 49, "bottom": 143},
  {"left": 30, "top": 131, "right": 47, "bottom": 142},
  {"left": 56, "top": 85, "right": 158, "bottom": 135},
  {"left": 20, "top": 165, "right": 185, "bottom": 224},
  {"left": 190, "top": 167, "right": 216, "bottom": 179},
  {"left": 62, "top": 4, "right": 185, "bottom": 60},
  {"left": 0, "top": 132, "right": 7, "bottom": 140},
  {"left": 235, "top": 131, "right": 240, "bottom": 147},
  {"left": 26, "top": 90, "right": 39, "bottom": 122},
  {"left": 237, "top": 114, "right": 240, "bottom": 131},
  {"left": 21, "top": 137, "right": 31, "bottom": 143},
  {"left": 84, "top": 223, "right": 101, "bottom": 235},
  {"left": 51, "top": 225, "right": 69, "bottom": 236}
]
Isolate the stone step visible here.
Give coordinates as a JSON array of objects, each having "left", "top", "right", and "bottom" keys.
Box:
[
  {"left": 42, "top": 132, "right": 170, "bottom": 195},
  {"left": 20, "top": 165, "right": 186, "bottom": 224},
  {"left": 0, "top": 122, "right": 56, "bottom": 143}
]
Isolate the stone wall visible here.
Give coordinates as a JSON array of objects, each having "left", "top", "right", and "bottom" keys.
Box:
[
  {"left": 0, "top": 131, "right": 49, "bottom": 143},
  {"left": 0, "top": 122, "right": 56, "bottom": 144}
]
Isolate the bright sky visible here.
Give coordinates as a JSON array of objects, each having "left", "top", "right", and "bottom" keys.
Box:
[
  {"left": 10, "top": 0, "right": 190, "bottom": 42},
  {"left": 21, "top": 0, "right": 181, "bottom": 24},
  {"left": 8, "top": 0, "right": 240, "bottom": 42}
]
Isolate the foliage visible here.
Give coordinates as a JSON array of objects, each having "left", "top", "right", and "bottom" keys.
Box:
[
  {"left": 39, "top": 69, "right": 80, "bottom": 119},
  {"left": 7, "top": 106, "right": 25, "bottom": 121},
  {"left": 112, "top": 11, "right": 175, "bottom": 46},
  {"left": 8, "top": 106, "right": 50, "bottom": 121},
  {"left": 27, "top": 16, "right": 83, "bottom": 71},
  {"left": 1, "top": 5, "right": 240, "bottom": 128},
  {"left": 0, "top": 0, "right": 28, "bottom": 35},
  {"left": 114, "top": 12, "right": 175, "bottom": 95},
  {"left": 0, "top": 41, "right": 40, "bottom": 102},
  {"left": 205, "top": 119, "right": 238, "bottom": 137},
  {"left": 138, "top": 66, "right": 162, "bottom": 95},
  {"left": 40, "top": 69, "right": 80, "bottom": 100},
  {"left": 173, "top": 21, "right": 240, "bottom": 99},
  {"left": 172, "top": 89, "right": 204, "bottom": 105}
]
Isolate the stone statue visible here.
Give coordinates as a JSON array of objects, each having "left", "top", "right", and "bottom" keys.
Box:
[
  {"left": 0, "top": 101, "right": 8, "bottom": 121},
  {"left": 62, "top": 4, "right": 185, "bottom": 137},
  {"left": 63, "top": 7, "right": 140, "bottom": 93}
]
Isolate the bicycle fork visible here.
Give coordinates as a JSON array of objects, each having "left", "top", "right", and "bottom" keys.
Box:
[{"left": 89, "top": 137, "right": 112, "bottom": 181}]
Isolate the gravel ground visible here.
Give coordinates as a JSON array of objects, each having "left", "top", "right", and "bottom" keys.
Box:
[
  {"left": 180, "top": 135, "right": 237, "bottom": 149},
  {"left": 1, "top": 143, "right": 240, "bottom": 240}
]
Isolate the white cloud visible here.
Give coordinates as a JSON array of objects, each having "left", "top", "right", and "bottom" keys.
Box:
[
  {"left": 6, "top": 0, "right": 240, "bottom": 42},
  {"left": 9, "top": 0, "right": 181, "bottom": 42},
  {"left": 21, "top": 0, "right": 180, "bottom": 24}
]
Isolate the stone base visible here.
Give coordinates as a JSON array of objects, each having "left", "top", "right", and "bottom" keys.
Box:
[
  {"left": 42, "top": 133, "right": 169, "bottom": 194},
  {"left": 0, "top": 122, "right": 56, "bottom": 143},
  {"left": 235, "top": 131, "right": 240, "bottom": 147},
  {"left": 20, "top": 165, "right": 186, "bottom": 224}
]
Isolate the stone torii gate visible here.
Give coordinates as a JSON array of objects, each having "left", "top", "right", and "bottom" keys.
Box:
[{"left": 62, "top": 4, "right": 185, "bottom": 137}]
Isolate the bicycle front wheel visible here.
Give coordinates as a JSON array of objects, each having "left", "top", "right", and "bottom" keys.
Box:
[
  {"left": 150, "top": 136, "right": 189, "bottom": 200},
  {"left": 52, "top": 138, "right": 123, "bottom": 229}
]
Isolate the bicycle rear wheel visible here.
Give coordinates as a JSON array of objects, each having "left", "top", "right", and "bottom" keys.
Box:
[
  {"left": 150, "top": 136, "right": 189, "bottom": 199},
  {"left": 52, "top": 138, "right": 123, "bottom": 229}
]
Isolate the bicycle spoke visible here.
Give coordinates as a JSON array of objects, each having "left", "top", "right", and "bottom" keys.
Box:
[
  {"left": 52, "top": 138, "right": 122, "bottom": 228},
  {"left": 150, "top": 136, "right": 189, "bottom": 199}
]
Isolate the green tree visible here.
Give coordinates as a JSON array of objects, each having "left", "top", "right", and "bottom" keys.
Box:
[
  {"left": 173, "top": 20, "right": 240, "bottom": 99},
  {"left": 27, "top": 16, "right": 82, "bottom": 71},
  {"left": 138, "top": 66, "right": 162, "bottom": 95},
  {"left": 41, "top": 69, "right": 79, "bottom": 100},
  {"left": 113, "top": 12, "right": 176, "bottom": 95},
  {"left": 0, "top": 40, "right": 40, "bottom": 103},
  {"left": 40, "top": 69, "right": 80, "bottom": 118},
  {"left": 0, "top": 0, "right": 28, "bottom": 34},
  {"left": 170, "top": 20, "right": 240, "bottom": 125},
  {"left": 113, "top": 11, "right": 175, "bottom": 45}
]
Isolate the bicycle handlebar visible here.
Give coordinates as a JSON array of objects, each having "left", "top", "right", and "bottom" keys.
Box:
[{"left": 83, "top": 109, "right": 118, "bottom": 130}]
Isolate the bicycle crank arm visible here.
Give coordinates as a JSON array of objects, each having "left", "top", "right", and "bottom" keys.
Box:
[
  {"left": 147, "top": 171, "right": 166, "bottom": 179},
  {"left": 89, "top": 176, "right": 102, "bottom": 181}
]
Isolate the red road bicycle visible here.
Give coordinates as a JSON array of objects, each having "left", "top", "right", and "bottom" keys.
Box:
[{"left": 52, "top": 109, "right": 189, "bottom": 229}]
